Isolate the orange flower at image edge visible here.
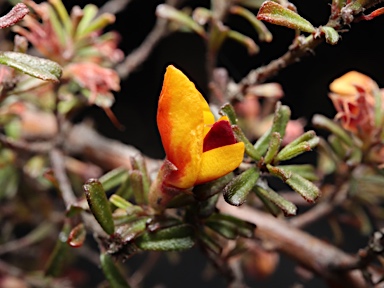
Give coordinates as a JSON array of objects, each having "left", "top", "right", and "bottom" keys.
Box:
[
  {"left": 329, "top": 71, "right": 380, "bottom": 136},
  {"left": 149, "top": 65, "right": 245, "bottom": 209}
]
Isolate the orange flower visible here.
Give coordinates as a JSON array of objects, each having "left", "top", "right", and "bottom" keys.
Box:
[
  {"left": 150, "top": 66, "right": 245, "bottom": 208},
  {"left": 329, "top": 71, "right": 380, "bottom": 136}
]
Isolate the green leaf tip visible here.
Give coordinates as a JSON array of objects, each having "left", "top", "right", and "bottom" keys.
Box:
[
  {"left": 83, "top": 178, "right": 115, "bottom": 235},
  {"left": 0, "top": 52, "right": 62, "bottom": 82},
  {"left": 257, "top": 1, "right": 316, "bottom": 33}
]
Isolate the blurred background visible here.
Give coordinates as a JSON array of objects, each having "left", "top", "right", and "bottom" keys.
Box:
[{"left": 3, "top": 0, "right": 384, "bottom": 287}]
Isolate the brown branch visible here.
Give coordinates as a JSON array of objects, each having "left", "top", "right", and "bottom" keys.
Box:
[
  {"left": 229, "top": 0, "right": 384, "bottom": 98},
  {"left": 216, "top": 198, "right": 384, "bottom": 288},
  {"left": 0, "top": 133, "right": 53, "bottom": 154},
  {"left": 116, "top": 0, "right": 181, "bottom": 79}
]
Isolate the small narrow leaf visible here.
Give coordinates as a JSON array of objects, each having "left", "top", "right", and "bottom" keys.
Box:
[
  {"left": 220, "top": 103, "right": 238, "bottom": 125},
  {"left": 135, "top": 224, "right": 195, "bottom": 251},
  {"left": 275, "top": 137, "right": 319, "bottom": 162},
  {"left": 276, "top": 164, "right": 318, "bottom": 181},
  {"left": 271, "top": 102, "right": 291, "bottom": 139},
  {"left": 320, "top": 26, "right": 340, "bottom": 45},
  {"left": 99, "top": 167, "right": 128, "bottom": 191},
  {"left": 45, "top": 223, "right": 70, "bottom": 277},
  {"left": 254, "top": 127, "right": 272, "bottom": 156},
  {"left": 267, "top": 164, "right": 319, "bottom": 202},
  {"left": 223, "top": 167, "right": 260, "bottom": 206},
  {"left": 117, "top": 217, "right": 150, "bottom": 242},
  {"left": 83, "top": 179, "right": 115, "bottom": 235},
  {"left": 263, "top": 132, "right": 281, "bottom": 164},
  {"left": 0, "top": 52, "right": 62, "bottom": 82},
  {"left": 230, "top": 5, "right": 272, "bottom": 42},
  {"left": 194, "top": 173, "right": 233, "bottom": 200},
  {"left": 205, "top": 213, "right": 255, "bottom": 239},
  {"left": 312, "top": 114, "right": 354, "bottom": 146},
  {"left": 132, "top": 155, "right": 151, "bottom": 199},
  {"left": 199, "top": 229, "right": 222, "bottom": 254},
  {"left": 227, "top": 30, "right": 259, "bottom": 55},
  {"left": 257, "top": 1, "right": 316, "bottom": 33},
  {"left": 156, "top": 4, "right": 206, "bottom": 37},
  {"left": 253, "top": 185, "right": 297, "bottom": 216},
  {"left": 100, "top": 253, "right": 131, "bottom": 288},
  {"left": 232, "top": 126, "right": 262, "bottom": 160}
]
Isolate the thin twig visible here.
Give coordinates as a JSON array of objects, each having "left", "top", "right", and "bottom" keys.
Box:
[
  {"left": 0, "top": 222, "right": 54, "bottom": 255},
  {"left": 229, "top": 0, "right": 384, "bottom": 98},
  {"left": 0, "top": 133, "right": 53, "bottom": 154},
  {"left": 49, "top": 148, "right": 77, "bottom": 206},
  {"left": 216, "top": 197, "right": 382, "bottom": 288},
  {"left": 116, "top": 0, "right": 181, "bottom": 79},
  {"left": 129, "top": 252, "right": 161, "bottom": 287}
]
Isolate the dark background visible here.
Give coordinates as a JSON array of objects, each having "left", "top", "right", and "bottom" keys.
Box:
[{"left": 20, "top": 0, "right": 384, "bottom": 287}]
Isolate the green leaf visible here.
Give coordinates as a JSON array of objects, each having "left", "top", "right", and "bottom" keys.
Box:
[
  {"left": 271, "top": 101, "right": 291, "bottom": 139},
  {"left": 257, "top": 1, "right": 316, "bottom": 33},
  {"left": 320, "top": 26, "right": 340, "bottom": 45},
  {"left": 156, "top": 4, "right": 206, "bottom": 37},
  {"left": 237, "top": 0, "right": 265, "bottom": 9},
  {"left": 232, "top": 125, "right": 262, "bottom": 160},
  {"left": 194, "top": 173, "right": 232, "bottom": 200},
  {"left": 75, "top": 4, "right": 98, "bottom": 38},
  {"left": 135, "top": 224, "right": 195, "bottom": 251},
  {"left": 83, "top": 179, "right": 115, "bottom": 235},
  {"left": 220, "top": 103, "right": 238, "bottom": 125},
  {"left": 131, "top": 155, "right": 151, "bottom": 199},
  {"left": 230, "top": 5, "right": 272, "bottom": 42},
  {"left": 223, "top": 167, "right": 260, "bottom": 206},
  {"left": 99, "top": 167, "right": 129, "bottom": 191},
  {"left": 198, "top": 229, "right": 222, "bottom": 254},
  {"left": 275, "top": 137, "right": 319, "bottom": 162},
  {"left": 197, "top": 194, "right": 220, "bottom": 218},
  {"left": 312, "top": 114, "right": 354, "bottom": 146},
  {"left": 117, "top": 217, "right": 150, "bottom": 242},
  {"left": 227, "top": 30, "right": 260, "bottom": 55},
  {"left": 205, "top": 213, "right": 255, "bottom": 239},
  {"left": 267, "top": 164, "right": 320, "bottom": 203},
  {"left": 100, "top": 253, "right": 131, "bottom": 288},
  {"left": 276, "top": 164, "right": 318, "bottom": 181},
  {"left": 263, "top": 132, "right": 281, "bottom": 164},
  {"left": 253, "top": 185, "right": 297, "bottom": 216},
  {"left": 45, "top": 223, "right": 70, "bottom": 277},
  {"left": 0, "top": 52, "right": 62, "bottom": 82}
]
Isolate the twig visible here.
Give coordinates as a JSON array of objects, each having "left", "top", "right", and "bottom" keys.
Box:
[
  {"left": 129, "top": 252, "right": 161, "bottom": 287},
  {"left": 289, "top": 183, "right": 349, "bottom": 228},
  {"left": 229, "top": 0, "right": 384, "bottom": 98},
  {"left": 0, "top": 222, "right": 54, "bottom": 255},
  {"left": 0, "top": 133, "right": 53, "bottom": 154},
  {"left": 216, "top": 197, "right": 382, "bottom": 288},
  {"left": 49, "top": 148, "right": 77, "bottom": 206},
  {"left": 116, "top": 0, "right": 181, "bottom": 79}
]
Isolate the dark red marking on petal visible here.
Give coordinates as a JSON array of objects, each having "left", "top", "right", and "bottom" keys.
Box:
[{"left": 203, "top": 120, "right": 237, "bottom": 152}]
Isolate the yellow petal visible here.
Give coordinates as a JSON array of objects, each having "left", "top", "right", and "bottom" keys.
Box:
[
  {"left": 195, "top": 142, "right": 245, "bottom": 185},
  {"left": 157, "top": 65, "right": 206, "bottom": 188},
  {"left": 330, "top": 71, "right": 375, "bottom": 95}
]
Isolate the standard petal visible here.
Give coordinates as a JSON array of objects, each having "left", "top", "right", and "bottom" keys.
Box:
[
  {"left": 195, "top": 142, "right": 245, "bottom": 185},
  {"left": 157, "top": 65, "right": 205, "bottom": 188},
  {"left": 330, "top": 71, "right": 375, "bottom": 95}
]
